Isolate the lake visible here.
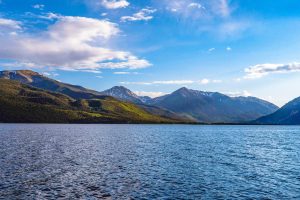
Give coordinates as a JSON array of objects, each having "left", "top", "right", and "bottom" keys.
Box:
[{"left": 0, "top": 124, "right": 299, "bottom": 199}]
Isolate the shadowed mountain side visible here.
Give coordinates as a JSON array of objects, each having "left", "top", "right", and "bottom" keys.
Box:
[
  {"left": 151, "top": 87, "right": 279, "bottom": 123},
  {"left": 255, "top": 97, "right": 300, "bottom": 125}
]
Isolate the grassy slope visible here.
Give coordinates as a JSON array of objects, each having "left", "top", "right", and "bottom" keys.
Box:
[{"left": 0, "top": 79, "right": 176, "bottom": 123}]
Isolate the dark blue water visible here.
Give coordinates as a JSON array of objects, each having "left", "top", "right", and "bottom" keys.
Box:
[{"left": 0, "top": 124, "right": 299, "bottom": 199}]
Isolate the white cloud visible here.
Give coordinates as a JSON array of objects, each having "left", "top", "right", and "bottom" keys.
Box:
[
  {"left": 208, "top": 48, "right": 215, "bottom": 52},
  {"left": 0, "top": 16, "right": 151, "bottom": 73},
  {"left": 200, "top": 78, "right": 210, "bottom": 84},
  {"left": 114, "top": 71, "right": 130, "bottom": 74},
  {"left": 244, "top": 62, "right": 300, "bottom": 79},
  {"left": 162, "top": 0, "right": 230, "bottom": 19},
  {"left": 120, "top": 80, "right": 194, "bottom": 85},
  {"left": 120, "top": 79, "right": 222, "bottom": 85},
  {"left": 121, "top": 8, "right": 157, "bottom": 22},
  {"left": 114, "top": 71, "right": 139, "bottom": 74},
  {"left": 42, "top": 72, "right": 51, "bottom": 76},
  {"left": 153, "top": 80, "right": 194, "bottom": 85},
  {"left": 188, "top": 3, "right": 203, "bottom": 9},
  {"left": 33, "top": 4, "right": 45, "bottom": 10},
  {"left": 199, "top": 79, "right": 222, "bottom": 84},
  {"left": 42, "top": 72, "right": 59, "bottom": 77},
  {"left": 0, "top": 18, "right": 21, "bottom": 30},
  {"left": 97, "top": 57, "right": 151, "bottom": 69},
  {"left": 212, "top": 79, "right": 222, "bottom": 83},
  {"left": 226, "top": 90, "right": 252, "bottom": 97},
  {"left": 226, "top": 46, "right": 232, "bottom": 51},
  {"left": 134, "top": 91, "right": 166, "bottom": 98},
  {"left": 101, "top": 0, "right": 129, "bottom": 9},
  {"left": 39, "top": 12, "right": 61, "bottom": 20}
]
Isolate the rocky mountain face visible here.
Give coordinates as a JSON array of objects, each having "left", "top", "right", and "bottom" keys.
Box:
[{"left": 102, "top": 86, "right": 144, "bottom": 104}]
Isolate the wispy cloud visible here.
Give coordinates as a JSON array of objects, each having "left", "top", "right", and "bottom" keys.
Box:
[
  {"left": 161, "top": 0, "right": 231, "bottom": 19},
  {"left": 101, "top": 0, "right": 129, "bottom": 9},
  {"left": 244, "top": 62, "right": 300, "bottom": 79},
  {"left": 41, "top": 72, "right": 59, "bottom": 77},
  {"left": 120, "top": 80, "right": 194, "bottom": 85},
  {"left": 134, "top": 91, "right": 166, "bottom": 98},
  {"left": 120, "top": 79, "right": 222, "bottom": 85},
  {"left": 121, "top": 8, "right": 157, "bottom": 22},
  {"left": 200, "top": 78, "right": 222, "bottom": 84},
  {"left": 113, "top": 71, "right": 139, "bottom": 75},
  {"left": 188, "top": 3, "right": 204, "bottom": 9},
  {"left": 0, "top": 16, "right": 151, "bottom": 73},
  {"left": 226, "top": 90, "right": 252, "bottom": 97},
  {"left": 33, "top": 4, "right": 45, "bottom": 10},
  {"left": 218, "top": 0, "right": 230, "bottom": 17},
  {"left": 38, "top": 12, "right": 61, "bottom": 20}
]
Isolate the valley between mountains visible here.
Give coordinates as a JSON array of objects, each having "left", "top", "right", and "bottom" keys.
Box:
[{"left": 1, "top": 70, "right": 299, "bottom": 124}]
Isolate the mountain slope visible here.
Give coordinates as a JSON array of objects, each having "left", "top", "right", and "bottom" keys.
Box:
[
  {"left": 151, "top": 87, "right": 278, "bottom": 123},
  {"left": 0, "top": 70, "right": 104, "bottom": 99},
  {"left": 255, "top": 97, "right": 300, "bottom": 125},
  {"left": 0, "top": 79, "right": 177, "bottom": 123}
]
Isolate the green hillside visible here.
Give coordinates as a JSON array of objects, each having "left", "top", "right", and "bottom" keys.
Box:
[
  {"left": 0, "top": 79, "right": 176, "bottom": 123},
  {"left": 0, "top": 70, "right": 104, "bottom": 99}
]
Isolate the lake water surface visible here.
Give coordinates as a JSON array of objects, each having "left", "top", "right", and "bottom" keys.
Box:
[{"left": 0, "top": 124, "right": 299, "bottom": 199}]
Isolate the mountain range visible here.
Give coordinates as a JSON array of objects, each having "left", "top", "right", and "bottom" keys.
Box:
[
  {"left": 1, "top": 70, "right": 299, "bottom": 124},
  {"left": 98, "top": 83, "right": 278, "bottom": 123}
]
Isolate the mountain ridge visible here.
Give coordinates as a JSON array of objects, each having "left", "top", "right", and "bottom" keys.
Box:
[
  {"left": 150, "top": 87, "right": 279, "bottom": 123},
  {"left": 0, "top": 70, "right": 281, "bottom": 124}
]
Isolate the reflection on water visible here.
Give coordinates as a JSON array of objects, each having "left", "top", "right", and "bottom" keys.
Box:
[{"left": 0, "top": 124, "right": 299, "bottom": 199}]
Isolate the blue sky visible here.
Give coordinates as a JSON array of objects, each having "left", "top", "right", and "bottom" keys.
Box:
[{"left": 1, "top": 0, "right": 300, "bottom": 106}]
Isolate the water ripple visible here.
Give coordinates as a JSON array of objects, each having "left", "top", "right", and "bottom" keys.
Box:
[{"left": 0, "top": 124, "right": 299, "bottom": 199}]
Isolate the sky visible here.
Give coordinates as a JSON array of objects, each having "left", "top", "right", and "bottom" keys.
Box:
[{"left": 1, "top": 0, "right": 300, "bottom": 106}]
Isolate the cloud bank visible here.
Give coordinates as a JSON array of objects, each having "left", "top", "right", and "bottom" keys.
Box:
[
  {"left": 0, "top": 18, "right": 21, "bottom": 30},
  {"left": 245, "top": 63, "right": 300, "bottom": 79},
  {"left": 0, "top": 16, "right": 151, "bottom": 73}
]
